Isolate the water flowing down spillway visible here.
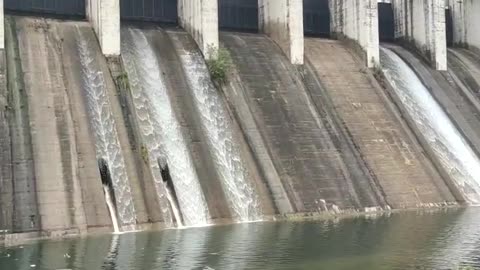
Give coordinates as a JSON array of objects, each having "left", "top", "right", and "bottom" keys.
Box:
[
  {"left": 380, "top": 47, "right": 480, "bottom": 204},
  {"left": 168, "top": 32, "right": 261, "bottom": 221},
  {"left": 121, "top": 28, "right": 209, "bottom": 227},
  {"left": 76, "top": 29, "right": 137, "bottom": 230}
]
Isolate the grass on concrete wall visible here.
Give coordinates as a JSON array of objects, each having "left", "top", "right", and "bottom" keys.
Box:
[{"left": 206, "top": 46, "right": 232, "bottom": 85}]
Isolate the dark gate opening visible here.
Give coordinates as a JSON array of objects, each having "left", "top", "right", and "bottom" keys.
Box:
[
  {"left": 219, "top": 0, "right": 259, "bottom": 32},
  {"left": 98, "top": 159, "right": 119, "bottom": 220},
  {"left": 158, "top": 159, "right": 183, "bottom": 225},
  {"left": 378, "top": 3, "right": 395, "bottom": 42},
  {"left": 303, "top": 0, "right": 330, "bottom": 37},
  {"left": 446, "top": 8, "right": 453, "bottom": 47},
  {"left": 121, "top": 0, "right": 178, "bottom": 24},
  {"left": 5, "top": 0, "right": 85, "bottom": 18}
]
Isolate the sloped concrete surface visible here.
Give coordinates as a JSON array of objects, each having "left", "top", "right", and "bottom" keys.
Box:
[
  {"left": 121, "top": 25, "right": 232, "bottom": 220},
  {"left": 304, "top": 39, "right": 456, "bottom": 208},
  {"left": 4, "top": 16, "right": 114, "bottom": 234},
  {"left": 447, "top": 48, "right": 480, "bottom": 110},
  {"left": 169, "top": 30, "right": 276, "bottom": 219},
  {"left": 0, "top": 49, "right": 11, "bottom": 232},
  {"left": 221, "top": 32, "right": 383, "bottom": 213}
]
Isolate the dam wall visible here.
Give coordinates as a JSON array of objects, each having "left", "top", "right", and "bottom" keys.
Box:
[
  {"left": 3, "top": 17, "right": 113, "bottom": 234},
  {"left": 0, "top": 0, "right": 456, "bottom": 69},
  {"left": 3, "top": 0, "right": 480, "bottom": 242}
]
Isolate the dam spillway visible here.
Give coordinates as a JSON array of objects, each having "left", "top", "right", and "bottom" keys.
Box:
[
  {"left": 3, "top": 0, "right": 480, "bottom": 241},
  {"left": 5, "top": 0, "right": 480, "bottom": 268},
  {"left": 77, "top": 27, "right": 137, "bottom": 230},
  {"left": 380, "top": 47, "right": 480, "bottom": 204},
  {"left": 168, "top": 31, "right": 262, "bottom": 222},
  {"left": 121, "top": 27, "right": 210, "bottom": 227},
  {"left": 121, "top": 25, "right": 267, "bottom": 224}
]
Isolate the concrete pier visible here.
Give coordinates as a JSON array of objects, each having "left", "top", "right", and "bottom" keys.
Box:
[
  {"left": 178, "top": 0, "right": 219, "bottom": 59},
  {"left": 392, "top": 0, "right": 447, "bottom": 70},
  {"left": 259, "top": 0, "right": 304, "bottom": 65},
  {"left": 331, "top": 0, "right": 380, "bottom": 68},
  {"left": 448, "top": 0, "right": 480, "bottom": 53},
  {"left": 0, "top": 0, "right": 3, "bottom": 50},
  {"left": 86, "top": 0, "right": 120, "bottom": 56}
]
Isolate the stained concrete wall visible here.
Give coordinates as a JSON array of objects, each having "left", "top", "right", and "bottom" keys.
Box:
[
  {"left": 2, "top": 16, "right": 116, "bottom": 235},
  {"left": 178, "top": 0, "right": 219, "bottom": 59},
  {"left": 392, "top": 0, "right": 447, "bottom": 70},
  {"left": 448, "top": 0, "right": 480, "bottom": 52},
  {"left": 0, "top": 0, "right": 4, "bottom": 50},
  {"left": 86, "top": 0, "right": 120, "bottom": 56},
  {"left": 258, "top": 0, "right": 304, "bottom": 65},
  {"left": 330, "top": 0, "right": 380, "bottom": 68}
]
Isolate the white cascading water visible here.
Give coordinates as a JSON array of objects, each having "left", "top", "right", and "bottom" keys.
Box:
[
  {"left": 121, "top": 28, "right": 209, "bottom": 227},
  {"left": 76, "top": 28, "right": 137, "bottom": 230},
  {"left": 380, "top": 47, "right": 480, "bottom": 204},
  {"left": 103, "top": 185, "right": 120, "bottom": 233},
  {"left": 168, "top": 33, "right": 261, "bottom": 222},
  {"left": 164, "top": 183, "right": 184, "bottom": 227}
]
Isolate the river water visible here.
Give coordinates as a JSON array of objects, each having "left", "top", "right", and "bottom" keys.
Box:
[{"left": 0, "top": 208, "right": 479, "bottom": 270}]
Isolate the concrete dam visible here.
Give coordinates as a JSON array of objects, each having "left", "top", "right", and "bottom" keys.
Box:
[{"left": 0, "top": 0, "right": 479, "bottom": 241}]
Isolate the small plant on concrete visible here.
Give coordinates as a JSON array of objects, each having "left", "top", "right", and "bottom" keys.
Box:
[
  {"left": 140, "top": 144, "right": 149, "bottom": 163},
  {"left": 116, "top": 72, "right": 130, "bottom": 90},
  {"left": 372, "top": 66, "right": 384, "bottom": 79},
  {"left": 206, "top": 45, "right": 232, "bottom": 85}
]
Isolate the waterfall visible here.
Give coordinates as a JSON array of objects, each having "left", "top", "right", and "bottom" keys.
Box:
[
  {"left": 169, "top": 32, "right": 261, "bottom": 222},
  {"left": 380, "top": 47, "right": 480, "bottom": 204},
  {"left": 76, "top": 28, "right": 137, "bottom": 230},
  {"left": 103, "top": 185, "right": 120, "bottom": 233},
  {"left": 121, "top": 28, "right": 209, "bottom": 227}
]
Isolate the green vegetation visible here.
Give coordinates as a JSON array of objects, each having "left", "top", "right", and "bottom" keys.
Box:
[
  {"left": 206, "top": 46, "right": 232, "bottom": 85},
  {"left": 140, "top": 144, "right": 149, "bottom": 163},
  {"left": 373, "top": 66, "right": 383, "bottom": 78},
  {"left": 116, "top": 72, "right": 130, "bottom": 90}
]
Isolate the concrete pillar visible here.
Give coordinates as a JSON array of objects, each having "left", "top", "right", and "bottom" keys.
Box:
[
  {"left": 0, "top": 0, "right": 4, "bottom": 50},
  {"left": 178, "top": 0, "right": 219, "bottom": 60},
  {"left": 448, "top": 0, "right": 480, "bottom": 53},
  {"left": 259, "top": 0, "right": 304, "bottom": 65},
  {"left": 448, "top": 0, "right": 465, "bottom": 46},
  {"left": 392, "top": 0, "right": 447, "bottom": 70},
  {"left": 331, "top": 0, "right": 380, "bottom": 68},
  {"left": 86, "top": 0, "right": 120, "bottom": 56}
]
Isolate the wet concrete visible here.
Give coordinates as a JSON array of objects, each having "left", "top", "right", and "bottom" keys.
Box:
[
  {"left": 107, "top": 56, "right": 165, "bottom": 225},
  {"left": 220, "top": 32, "right": 381, "bottom": 213},
  {"left": 389, "top": 45, "right": 480, "bottom": 160},
  {"left": 4, "top": 17, "right": 41, "bottom": 233},
  {"left": 126, "top": 25, "right": 231, "bottom": 220},
  {"left": 121, "top": 25, "right": 275, "bottom": 220},
  {"left": 168, "top": 29, "right": 275, "bottom": 219},
  {"left": 304, "top": 39, "right": 456, "bottom": 208},
  {"left": 0, "top": 49, "right": 11, "bottom": 232},
  {"left": 3, "top": 16, "right": 117, "bottom": 234},
  {"left": 447, "top": 48, "right": 480, "bottom": 117}
]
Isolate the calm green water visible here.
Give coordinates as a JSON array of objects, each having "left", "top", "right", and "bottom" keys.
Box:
[{"left": 1, "top": 208, "right": 480, "bottom": 270}]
